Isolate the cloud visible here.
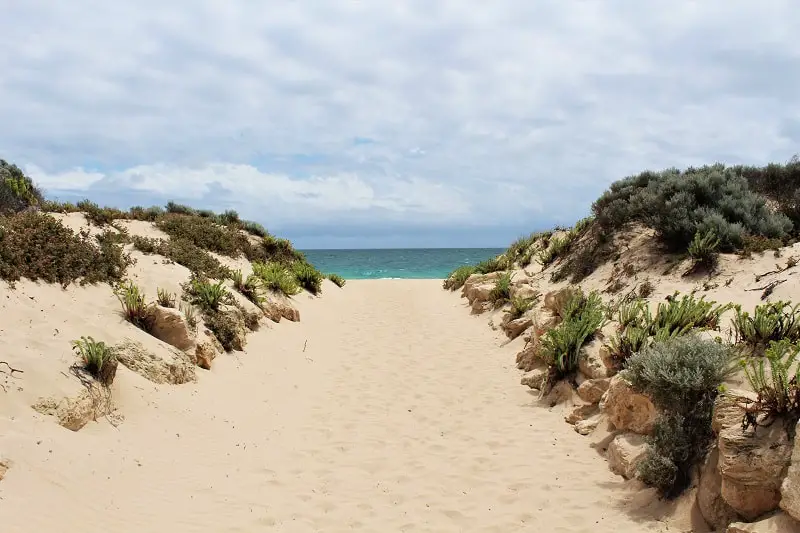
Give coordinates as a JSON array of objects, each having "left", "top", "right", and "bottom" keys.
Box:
[{"left": 2, "top": 0, "right": 800, "bottom": 247}]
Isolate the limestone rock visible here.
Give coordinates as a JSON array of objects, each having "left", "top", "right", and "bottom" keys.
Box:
[
  {"left": 263, "top": 298, "right": 300, "bottom": 323},
  {"left": 579, "top": 340, "right": 611, "bottom": 380},
  {"left": 718, "top": 422, "right": 792, "bottom": 521},
  {"left": 577, "top": 378, "right": 611, "bottom": 404},
  {"left": 781, "top": 422, "right": 800, "bottom": 521},
  {"left": 32, "top": 382, "right": 116, "bottom": 432},
  {"left": 510, "top": 284, "right": 539, "bottom": 301},
  {"left": 713, "top": 391, "right": 754, "bottom": 435},
  {"left": 599, "top": 374, "right": 656, "bottom": 435},
  {"left": 521, "top": 368, "right": 548, "bottom": 390},
  {"left": 516, "top": 343, "right": 539, "bottom": 372},
  {"left": 607, "top": 433, "right": 648, "bottom": 479},
  {"left": 543, "top": 287, "right": 579, "bottom": 316},
  {"left": 566, "top": 404, "right": 598, "bottom": 425},
  {"left": 115, "top": 339, "right": 196, "bottom": 384},
  {"left": 150, "top": 305, "right": 195, "bottom": 351},
  {"left": 727, "top": 512, "right": 800, "bottom": 533},
  {"left": 503, "top": 317, "right": 533, "bottom": 340},
  {"left": 575, "top": 415, "right": 604, "bottom": 435},
  {"left": 462, "top": 272, "right": 503, "bottom": 301},
  {"left": 698, "top": 446, "right": 740, "bottom": 531},
  {"left": 195, "top": 341, "right": 215, "bottom": 370}
]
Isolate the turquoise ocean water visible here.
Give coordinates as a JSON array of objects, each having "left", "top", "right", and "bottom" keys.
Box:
[{"left": 301, "top": 248, "right": 504, "bottom": 280}]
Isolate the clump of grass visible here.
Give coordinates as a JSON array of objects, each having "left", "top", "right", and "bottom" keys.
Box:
[
  {"left": 537, "top": 236, "right": 569, "bottom": 267},
  {"left": 179, "top": 301, "right": 198, "bottom": 331},
  {"left": 327, "top": 273, "right": 346, "bottom": 288},
  {"left": 115, "top": 281, "right": 156, "bottom": 332},
  {"left": 638, "top": 280, "right": 655, "bottom": 298},
  {"left": 156, "top": 288, "right": 176, "bottom": 308},
  {"left": 738, "top": 339, "right": 800, "bottom": 432},
  {"left": 506, "top": 294, "right": 539, "bottom": 320},
  {"left": 229, "top": 269, "right": 265, "bottom": 307},
  {"left": 292, "top": 262, "right": 324, "bottom": 295},
  {"left": 688, "top": 230, "right": 721, "bottom": 271},
  {"left": 252, "top": 261, "right": 301, "bottom": 296},
  {"left": 732, "top": 301, "right": 800, "bottom": 354},
  {"left": 539, "top": 290, "right": 606, "bottom": 387},
  {"left": 72, "top": 336, "right": 118, "bottom": 386},
  {"left": 488, "top": 272, "right": 513, "bottom": 307},
  {"left": 626, "top": 334, "right": 735, "bottom": 497},
  {"left": 184, "top": 276, "right": 233, "bottom": 313},
  {"left": 0, "top": 212, "right": 133, "bottom": 287},
  {"left": 443, "top": 265, "right": 477, "bottom": 291},
  {"left": 0, "top": 160, "right": 43, "bottom": 214}
]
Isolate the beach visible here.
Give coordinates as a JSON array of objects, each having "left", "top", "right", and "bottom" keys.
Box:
[{"left": 0, "top": 279, "right": 668, "bottom": 533}]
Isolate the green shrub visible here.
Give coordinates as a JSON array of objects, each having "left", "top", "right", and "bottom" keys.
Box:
[
  {"left": 740, "top": 234, "right": 784, "bottom": 257},
  {"left": 128, "top": 205, "right": 164, "bottom": 221},
  {"left": 261, "top": 235, "right": 306, "bottom": 264},
  {"left": 0, "top": 160, "right": 43, "bottom": 214},
  {"left": 204, "top": 310, "right": 242, "bottom": 352},
  {"left": 739, "top": 340, "right": 800, "bottom": 431},
  {"left": 474, "top": 256, "right": 506, "bottom": 274},
  {"left": 488, "top": 272, "right": 513, "bottom": 306},
  {"left": 156, "top": 213, "right": 250, "bottom": 258},
  {"left": 185, "top": 277, "right": 233, "bottom": 312},
  {"left": 732, "top": 301, "right": 800, "bottom": 352},
  {"left": 539, "top": 290, "right": 605, "bottom": 384},
  {"left": 292, "top": 262, "right": 324, "bottom": 295},
  {"left": 537, "top": 236, "right": 568, "bottom": 267},
  {"left": 156, "top": 288, "right": 176, "bottom": 308},
  {"left": 507, "top": 294, "right": 538, "bottom": 320},
  {"left": 242, "top": 220, "right": 269, "bottom": 238},
  {"left": 443, "top": 265, "right": 477, "bottom": 291},
  {"left": 115, "top": 281, "right": 156, "bottom": 332},
  {"left": 229, "top": 269, "right": 265, "bottom": 307},
  {"left": 605, "top": 326, "right": 651, "bottom": 372},
  {"left": 77, "top": 199, "right": 124, "bottom": 226},
  {"left": 650, "top": 293, "right": 732, "bottom": 336},
  {"left": 131, "top": 236, "right": 229, "bottom": 279},
  {"left": 252, "top": 261, "right": 300, "bottom": 296},
  {"left": 0, "top": 212, "right": 133, "bottom": 287},
  {"left": 592, "top": 164, "right": 792, "bottom": 252},
  {"left": 165, "top": 201, "right": 197, "bottom": 216},
  {"left": 626, "top": 335, "right": 735, "bottom": 497},
  {"left": 327, "top": 273, "right": 346, "bottom": 288},
  {"left": 736, "top": 155, "right": 800, "bottom": 235},
  {"left": 688, "top": 230, "right": 720, "bottom": 270},
  {"left": 72, "top": 336, "right": 117, "bottom": 385}
]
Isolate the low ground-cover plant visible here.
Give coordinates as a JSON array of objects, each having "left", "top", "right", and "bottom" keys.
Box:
[
  {"left": 72, "top": 336, "right": 118, "bottom": 386},
  {"left": 539, "top": 290, "right": 605, "bottom": 387},
  {"left": 327, "top": 273, "right": 346, "bottom": 288},
  {"left": 474, "top": 256, "right": 508, "bottom": 274},
  {"left": 738, "top": 339, "right": 800, "bottom": 431},
  {"left": 626, "top": 335, "right": 735, "bottom": 497},
  {"left": 115, "top": 281, "right": 156, "bottom": 332},
  {"left": 488, "top": 271, "right": 513, "bottom": 306},
  {"left": 229, "top": 269, "right": 265, "bottom": 307},
  {"left": 184, "top": 276, "right": 234, "bottom": 313},
  {"left": 0, "top": 212, "right": 133, "bottom": 287},
  {"left": 156, "top": 213, "right": 250, "bottom": 258},
  {"left": 252, "top": 261, "right": 301, "bottom": 296},
  {"left": 131, "top": 236, "right": 230, "bottom": 279},
  {"left": 443, "top": 265, "right": 477, "bottom": 291},
  {"left": 292, "top": 261, "right": 324, "bottom": 295},
  {"left": 506, "top": 294, "right": 539, "bottom": 321},
  {"left": 732, "top": 301, "right": 800, "bottom": 353}
]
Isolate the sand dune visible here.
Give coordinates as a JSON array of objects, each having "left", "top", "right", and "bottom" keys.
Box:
[{"left": 0, "top": 279, "right": 673, "bottom": 532}]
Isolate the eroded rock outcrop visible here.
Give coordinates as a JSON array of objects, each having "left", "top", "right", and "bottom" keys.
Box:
[
  {"left": 115, "top": 339, "right": 196, "bottom": 384},
  {"left": 32, "top": 382, "right": 117, "bottom": 431},
  {"left": 726, "top": 511, "right": 800, "bottom": 533},
  {"left": 698, "top": 446, "right": 740, "bottom": 531},
  {"left": 502, "top": 316, "right": 533, "bottom": 340},
  {"left": 150, "top": 305, "right": 195, "bottom": 351},
  {"left": 781, "top": 422, "right": 800, "bottom": 521},
  {"left": 606, "top": 433, "right": 647, "bottom": 479},
  {"left": 599, "top": 374, "right": 656, "bottom": 434},
  {"left": 577, "top": 378, "right": 610, "bottom": 404}
]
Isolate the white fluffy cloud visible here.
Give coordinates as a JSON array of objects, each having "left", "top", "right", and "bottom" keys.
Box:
[{"left": 2, "top": 0, "right": 800, "bottom": 246}]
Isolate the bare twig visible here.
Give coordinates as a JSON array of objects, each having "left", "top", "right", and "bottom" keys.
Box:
[
  {"left": 745, "top": 279, "right": 786, "bottom": 300},
  {"left": 303, "top": 340, "right": 307, "bottom": 353},
  {"left": 0, "top": 361, "right": 23, "bottom": 376}
]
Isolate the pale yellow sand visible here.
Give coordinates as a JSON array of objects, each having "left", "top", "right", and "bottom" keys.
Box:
[{"left": 0, "top": 279, "right": 670, "bottom": 532}]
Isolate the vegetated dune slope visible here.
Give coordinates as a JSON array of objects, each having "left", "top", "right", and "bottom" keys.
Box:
[{"left": 0, "top": 245, "right": 672, "bottom": 532}]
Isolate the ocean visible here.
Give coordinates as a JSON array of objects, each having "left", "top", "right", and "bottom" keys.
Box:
[{"left": 301, "top": 248, "right": 505, "bottom": 280}]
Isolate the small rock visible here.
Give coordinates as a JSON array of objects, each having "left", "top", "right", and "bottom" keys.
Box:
[
  {"left": 150, "top": 305, "right": 195, "bottom": 351},
  {"left": 607, "top": 433, "right": 648, "bottom": 479},
  {"left": 503, "top": 317, "right": 533, "bottom": 340},
  {"left": 579, "top": 339, "right": 610, "bottom": 379},
  {"left": 727, "top": 511, "right": 800, "bottom": 532},
  {"left": 575, "top": 414, "right": 604, "bottom": 435},
  {"left": 566, "top": 404, "right": 598, "bottom": 425},
  {"left": 577, "top": 378, "right": 611, "bottom": 404},
  {"left": 521, "top": 368, "right": 548, "bottom": 390}
]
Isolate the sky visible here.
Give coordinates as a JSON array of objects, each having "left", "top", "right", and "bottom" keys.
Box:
[{"left": 2, "top": 1, "right": 799, "bottom": 249}]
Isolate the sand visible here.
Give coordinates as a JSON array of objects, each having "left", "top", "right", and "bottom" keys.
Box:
[{"left": 0, "top": 278, "right": 672, "bottom": 533}]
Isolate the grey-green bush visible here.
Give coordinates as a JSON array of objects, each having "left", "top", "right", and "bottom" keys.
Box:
[{"left": 625, "top": 335, "right": 735, "bottom": 497}]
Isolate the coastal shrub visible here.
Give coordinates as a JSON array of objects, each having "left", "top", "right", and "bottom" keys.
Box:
[
  {"left": 72, "top": 336, "right": 117, "bottom": 386},
  {"left": 77, "top": 199, "right": 125, "bottom": 226},
  {"left": 218, "top": 209, "right": 241, "bottom": 225},
  {"left": 650, "top": 293, "right": 731, "bottom": 336},
  {"left": 732, "top": 301, "right": 800, "bottom": 353},
  {"left": 537, "top": 236, "right": 568, "bottom": 267},
  {"left": 540, "top": 290, "right": 605, "bottom": 386},
  {"left": 0, "top": 212, "right": 133, "bottom": 287},
  {"left": 688, "top": 230, "right": 720, "bottom": 270},
  {"left": 156, "top": 288, "right": 176, "bottom": 308},
  {"left": 292, "top": 261, "right": 324, "bottom": 295},
  {"left": 128, "top": 205, "right": 164, "bottom": 222},
  {"left": 0, "top": 160, "right": 43, "bottom": 214},
  {"left": 204, "top": 311, "right": 241, "bottom": 352},
  {"left": 229, "top": 269, "right": 265, "bottom": 307},
  {"left": 96, "top": 227, "right": 130, "bottom": 246},
  {"left": 131, "top": 236, "right": 229, "bottom": 279},
  {"left": 115, "top": 281, "right": 156, "bottom": 332},
  {"left": 443, "top": 265, "right": 477, "bottom": 290},
  {"left": 261, "top": 235, "right": 306, "bottom": 265},
  {"left": 165, "top": 201, "right": 197, "bottom": 216},
  {"left": 327, "top": 273, "right": 346, "bottom": 288},
  {"left": 507, "top": 294, "right": 538, "bottom": 321},
  {"left": 242, "top": 220, "right": 269, "bottom": 238},
  {"left": 739, "top": 340, "right": 800, "bottom": 431},
  {"left": 735, "top": 155, "right": 800, "bottom": 234},
  {"left": 41, "top": 200, "right": 80, "bottom": 213},
  {"left": 592, "top": 164, "right": 792, "bottom": 252},
  {"left": 156, "top": 213, "right": 250, "bottom": 258},
  {"left": 550, "top": 226, "right": 618, "bottom": 283},
  {"left": 184, "top": 276, "right": 233, "bottom": 313},
  {"left": 626, "top": 335, "right": 735, "bottom": 497},
  {"left": 740, "top": 234, "right": 784, "bottom": 257},
  {"left": 252, "top": 261, "right": 301, "bottom": 296},
  {"left": 488, "top": 272, "right": 513, "bottom": 306}
]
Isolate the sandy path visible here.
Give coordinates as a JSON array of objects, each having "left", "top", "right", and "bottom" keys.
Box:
[{"left": 0, "top": 280, "right": 664, "bottom": 532}]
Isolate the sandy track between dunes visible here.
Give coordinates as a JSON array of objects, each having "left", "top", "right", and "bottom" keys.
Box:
[{"left": 0, "top": 280, "right": 667, "bottom": 532}]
